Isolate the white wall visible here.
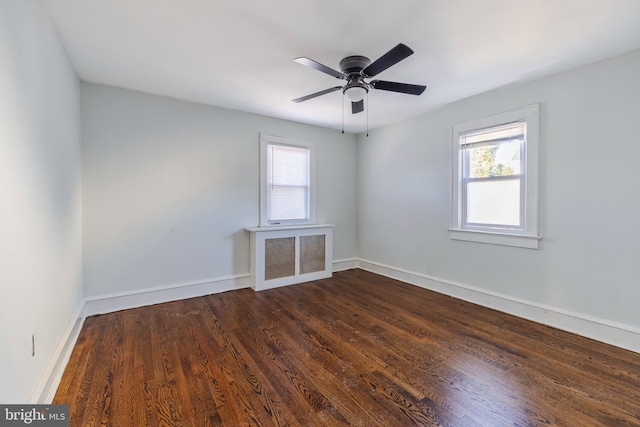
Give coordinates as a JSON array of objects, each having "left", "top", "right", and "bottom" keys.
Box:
[
  {"left": 81, "top": 84, "right": 358, "bottom": 297},
  {"left": 358, "top": 49, "right": 640, "bottom": 333},
  {"left": 0, "top": 1, "right": 83, "bottom": 403}
]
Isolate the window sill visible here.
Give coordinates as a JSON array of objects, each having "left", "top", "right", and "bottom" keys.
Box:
[
  {"left": 246, "top": 224, "right": 334, "bottom": 233},
  {"left": 449, "top": 228, "right": 541, "bottom": 249}
]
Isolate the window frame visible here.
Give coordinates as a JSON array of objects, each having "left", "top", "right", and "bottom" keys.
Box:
[
  {"left": 259, "top": 133, "right": 316, "bottom": 227},
  {"left": 450, "top": 105, "right": 541, "bottom": 249}
]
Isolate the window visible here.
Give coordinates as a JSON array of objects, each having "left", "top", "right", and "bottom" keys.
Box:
[
  {"left": 450, "top": 105, "right": 540, "bottom": 249},
  {"left": 260, "top": 134, "right": 315, "bottom": 226}
]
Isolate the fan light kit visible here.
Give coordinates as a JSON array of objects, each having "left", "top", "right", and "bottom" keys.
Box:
[
  {"left": 292, "top": 43, "right": 426, "bottom": 135},
  {"left": 344, "top": 86, "right": 367, "bottom": 102}
]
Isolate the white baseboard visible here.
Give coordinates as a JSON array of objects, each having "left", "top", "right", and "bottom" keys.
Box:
[
  {"left": 83, "top": 259, "right": 358, "bottom": 317},
  {"left": 333, "top": 258, "right": 360, "bottom": 272},
  {"left": 29, "top": 304, "right": 85, "bottom": 404},
  {"left": 357, "top": 258, "right": 640, "bottom": 354},
  {"left": 82, "top": 274, "right": 253, "bottom": 317}
]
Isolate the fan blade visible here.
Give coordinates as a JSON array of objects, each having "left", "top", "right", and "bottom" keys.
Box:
[
  {"left": 362, "top": 43, "right": 414, "bottom": 77},
  {"left": 371, "top": 80, "right": 426, "bottom": 95},
  {"left": 294, "top": 57, "right": 344, "bottom": 79},
  {"left": 292, "top": 86, "right": 342, "bottom": 103},
  {"left": 351, "top": 100, "right": 364, "bottom": 114}
]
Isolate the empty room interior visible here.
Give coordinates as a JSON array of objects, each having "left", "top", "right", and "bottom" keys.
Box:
[{"left": 3, "top": 0, "right": 640, "bottom": 425}]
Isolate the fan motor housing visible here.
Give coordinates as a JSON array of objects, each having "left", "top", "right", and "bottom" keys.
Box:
[{"left": 339, "top": 55, "right": 371, "bottom": 75}]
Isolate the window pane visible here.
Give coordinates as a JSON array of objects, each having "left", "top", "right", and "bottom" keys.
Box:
[
  {"left": 467, "top": 140, "right": 521, "bottom": 178},
  {"left": 466, "top": 179, "right": 520, "bottom": 226},
  {"left": 269, "top": 145, "right": 309, "bottom": 185},
  {"left": 269, "top": 186, "right": 307, "bottom": 220}
]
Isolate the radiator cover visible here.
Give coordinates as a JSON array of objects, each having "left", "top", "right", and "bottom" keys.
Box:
[{"left": 246, "top": 225, "right": 334, "bottom": 291}]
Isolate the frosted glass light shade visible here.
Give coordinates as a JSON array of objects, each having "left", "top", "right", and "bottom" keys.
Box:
[{"left": 345, "top": 86, "right": 367, "bottom": 102}]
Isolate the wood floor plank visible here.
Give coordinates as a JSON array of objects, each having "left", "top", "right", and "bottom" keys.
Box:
[
  {"left": 223, "top": 292, "right": 353, "bottom": 425},
  {"left": 53, "top": 315, "right": 101, "bottom": 417},
  {"left": 338, "top": 274, "right": 638, "bottom": 425},
  {"left": 201, "top": 293, "right": 300, "bottom": 426},
  {"left": 227, "top": 288, "right": 393, "bottom": 426},
  {"left": 297, "top": 282, "right": 518, "bottom": 425},
  {"left": 273, "top": 278, "right": 510, "bottom": 422},
  {"left": 54, "top": 269, "right": 640, "bottom": 426}
]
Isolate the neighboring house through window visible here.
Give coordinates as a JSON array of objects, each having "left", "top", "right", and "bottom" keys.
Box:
[
  {"left": 450, "top": 105, "right": 541, "bottom": 249},
  {"left": 260, "top": 133, "right": 315, "bottom": 226}
]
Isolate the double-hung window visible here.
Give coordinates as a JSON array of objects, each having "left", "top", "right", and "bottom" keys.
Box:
[
  {"left": 260, "top": 134, "right": 315, "bottom": 226},
  {"left": 461, "top": 122, "right": 525, "bottom": 230},
  {"left": 450, "top": 105, "right": 540, "bottom": 249}
]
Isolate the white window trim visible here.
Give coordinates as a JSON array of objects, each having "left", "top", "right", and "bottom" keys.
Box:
[
  {"left": 259, "top": 133, "right": 316, "bottom": 227},
  {"left": 450, "top": 105, "right": 541, "bottom": 249}
]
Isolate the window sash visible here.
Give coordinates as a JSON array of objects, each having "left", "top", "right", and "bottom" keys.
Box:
[
  {"left": 460, "top": 126, "right": 526, "bottom": 232},
  {"left": 267, "top": 184, "right": 309, "bottom": 222},
  {"left": 462, "top": 175, "right": 525, "bottom": 231},
  {"left": 265, "top": 142, "right": 311, "bottom": 225}
]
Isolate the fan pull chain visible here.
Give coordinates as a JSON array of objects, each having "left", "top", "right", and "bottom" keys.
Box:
[
  {"left": 366, "top": 92, "right": 369, "bottom": 137},
  {"left": 341, "top": 93, "right": 345, "bottom": 134}
]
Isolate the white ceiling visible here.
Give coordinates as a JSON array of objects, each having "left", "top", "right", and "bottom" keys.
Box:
[{"left": 42, "top": 0, "right": 640, "bottom": 133}]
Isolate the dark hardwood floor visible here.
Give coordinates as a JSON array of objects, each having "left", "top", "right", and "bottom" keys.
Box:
[{"left": 53, "top": 269, "right": 640, "bottom": 426}]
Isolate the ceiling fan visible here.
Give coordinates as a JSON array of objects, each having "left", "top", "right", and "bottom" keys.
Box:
[{"left": 292, "top": 43, "right": 426, "bottom": 115}]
